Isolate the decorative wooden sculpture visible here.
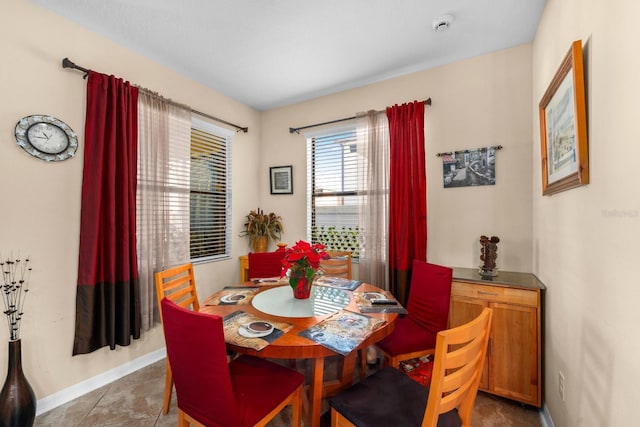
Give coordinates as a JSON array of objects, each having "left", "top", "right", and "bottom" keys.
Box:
[{"left": 479, "top": 235, "right": 500, "bottom": 277}]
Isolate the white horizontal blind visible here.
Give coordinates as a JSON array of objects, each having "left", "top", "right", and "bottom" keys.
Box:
[
  {"left": 308, "top": 129, "right": 360, "bottom": 255},
  {"left": 190, "top": 118, "right": 232, "bottom": 261}
]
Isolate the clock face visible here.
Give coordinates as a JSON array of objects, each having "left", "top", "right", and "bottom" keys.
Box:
[
  {"left": 15, "top": 115, "right": 78, "bottom": 161},
  {"left": 27, "top": 123, "right": 68, "bottom": 154}
]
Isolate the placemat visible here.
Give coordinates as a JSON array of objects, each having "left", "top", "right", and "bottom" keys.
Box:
[
  {"left": 203, "top": 286, "right": 259, "bottom": 306},
  {"left": 354, "top": 290, "right": 408, "bottom": 314},
  {"left": 298, "top": 309, "right": 385, "bottom": 356},
  {"left": 222, "top": 310, "right": 292, "bottom": 351}
]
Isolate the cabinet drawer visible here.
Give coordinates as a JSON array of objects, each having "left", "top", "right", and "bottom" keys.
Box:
[{"left": 452, "top": 281, "right": 538, "bottom": 307}]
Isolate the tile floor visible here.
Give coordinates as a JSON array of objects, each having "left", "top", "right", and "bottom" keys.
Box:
[{"left": 34, "top": 357, "right": 542, "bottom": 426}]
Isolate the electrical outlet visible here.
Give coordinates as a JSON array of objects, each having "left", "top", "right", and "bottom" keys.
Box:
[{"left": 558, "top": 371, "right": 565, "bottom": 401}]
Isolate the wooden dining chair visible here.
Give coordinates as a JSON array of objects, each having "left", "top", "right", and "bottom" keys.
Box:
[
  {"left": 319, "top": 250, "right": 352, "bottom": 279},
  {"left": 330, "top": 307, "right": 492, "bottom": 427},
  {"left": 247, "top": 250, "right": 286, "bottom": 279},
  {"left": 374, "top": 260, "right": 453, "bottom": 369},
  {"left": 160, "top": 297, "right": 304, "bottom": 427},
  {"left": 154, "top": 263, "right": 200, "bottom": 415}
]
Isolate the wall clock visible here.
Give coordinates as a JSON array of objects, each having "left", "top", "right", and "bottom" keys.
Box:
[{"left": 14, "top": 115, "right": 78, "bottom": 162}]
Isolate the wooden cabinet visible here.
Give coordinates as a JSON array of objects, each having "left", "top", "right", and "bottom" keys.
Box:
[{"left": 449, "top": 268, "right": 544, "bottom": 407}]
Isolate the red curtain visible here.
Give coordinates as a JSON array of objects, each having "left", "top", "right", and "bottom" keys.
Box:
[
  {"left": 387, "top": 101, "right": 426, "bottom": 305},
  {"left": 73, "top": 71, "right": 141, "bottom": 355}
]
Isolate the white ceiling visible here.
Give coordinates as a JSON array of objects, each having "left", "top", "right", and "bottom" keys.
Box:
[{"left": 33, "top": 0, "right": 546, "bottom": 111}]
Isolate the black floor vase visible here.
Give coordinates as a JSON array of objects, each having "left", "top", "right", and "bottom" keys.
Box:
[{"left": 0, "top": 340, "right": 36, "bottom": 427}]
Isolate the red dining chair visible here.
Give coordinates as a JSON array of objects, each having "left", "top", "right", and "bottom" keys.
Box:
[
  {"left": 375, "top": 260, "right": 453, "bottom": 369},
  {"left": 160, "top": 297, "right": 304, "bottom": 426},
  {"left": 330, "top": 308, "right": 493, "bottom": 427},
  {"left": 248, "top": 250, "right": 286, "bottom": 279}
]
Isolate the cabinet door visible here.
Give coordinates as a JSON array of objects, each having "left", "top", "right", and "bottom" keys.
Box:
[
  {"left": 449, "top": 295, "right": 489, "bottom": 390},
  {"left": 488, "top": 302, "right": 539, "bottom": 406}
]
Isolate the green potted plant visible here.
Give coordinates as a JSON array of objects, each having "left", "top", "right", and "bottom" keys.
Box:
[{"left": 240, "top": 208, "right": 284, "bottom": 252}]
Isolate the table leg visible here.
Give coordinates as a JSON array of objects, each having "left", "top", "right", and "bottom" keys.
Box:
[{"left": 307, "top": 357, "right": 325, "bottom": 427}]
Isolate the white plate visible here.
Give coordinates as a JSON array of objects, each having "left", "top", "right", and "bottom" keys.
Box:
[
  {"left": 238, "top": 323, "right": 273, "bottom": 338},
  {"left": 221, "top": 293, "right": 246, "bottom": 303}
]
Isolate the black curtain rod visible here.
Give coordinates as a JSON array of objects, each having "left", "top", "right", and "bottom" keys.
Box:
[
  {"left": 62, "top": 58, "right": 249, "bottom": 133},
  {"left": 436, "top": 145, "right": 503, "bottom": 157},
  {"left": 289, "top": 98, "right": 432, "bottom": 134}
]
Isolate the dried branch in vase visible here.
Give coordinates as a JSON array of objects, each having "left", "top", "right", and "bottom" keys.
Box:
[{"left": 1, "top": 255, "right": 32, "bottom": 341}]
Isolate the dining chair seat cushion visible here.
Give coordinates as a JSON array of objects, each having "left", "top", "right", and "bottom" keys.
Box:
[
  {"left": 329, "top": 367, "right": 461, "bottom": 427},
  {"left": 375, "top": 316, "right": 437, "bottom": 356},
  {"left": 229, "top": 355, "right": 305, "bottom": 426}
]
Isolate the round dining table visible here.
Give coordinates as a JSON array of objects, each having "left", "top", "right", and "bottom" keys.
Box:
[{"left": 200, "top": 281, "right": 399, "bottom": 427}]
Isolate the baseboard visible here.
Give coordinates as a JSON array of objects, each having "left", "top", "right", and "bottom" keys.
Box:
[
  {"left": 36, "top": 348, "right": 166, "bottom": 416},
  {"left": 539, "top": 402, "right": 555, "bottom": 427}
]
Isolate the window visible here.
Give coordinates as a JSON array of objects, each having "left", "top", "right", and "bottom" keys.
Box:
[
  {"left": 307, "top": 129, "right": 361, "bottom": 257},
  {"left": 190, "top": 118, "right": 232, "bottom": 261}
]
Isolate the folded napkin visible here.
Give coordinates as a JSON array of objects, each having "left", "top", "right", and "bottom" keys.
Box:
[
  {"left": 204, "top": 286, "right": 259, "bottom": 306},
  {"left": 353, "top": 291, "right": 408, "bottom": 314},
  {"left": 298, "top": 309, "right": 386, "bottom": 356},
  {"left": 222, "top": 310, "right": 292, "bottom": 351}
]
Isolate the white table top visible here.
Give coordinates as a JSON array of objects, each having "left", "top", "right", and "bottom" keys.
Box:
[{"left": 252, "top": 285, "right": 351, "bottom": 318}]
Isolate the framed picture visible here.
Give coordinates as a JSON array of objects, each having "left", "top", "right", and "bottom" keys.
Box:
[
  {"left": 270, "top": 165, "right": 293, "bottom": 194},
  {"left": 539, "top": 40, "right": 589, "bottom": 196}
]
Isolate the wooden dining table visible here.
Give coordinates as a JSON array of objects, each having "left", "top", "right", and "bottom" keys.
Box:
[{"left": 200, "top": 281, "right": 399, "bottom": 427}]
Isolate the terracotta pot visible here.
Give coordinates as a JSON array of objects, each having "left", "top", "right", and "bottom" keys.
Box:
[
  {"left": 0, "top": 340, "right": 36, "bottom": 427},
  {"left": 292, "top": 276, "right": 313, "bottom": 299},
  {"left": 252, "top": 236, "right": 268, "bottom": 253}
]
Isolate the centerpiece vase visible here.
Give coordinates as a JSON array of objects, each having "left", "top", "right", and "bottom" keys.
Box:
[
  {"left": 253, "top": 236, "right": 268, "bottom": 253},
  {"left": 292, "top": 276, "right": 313, "bottom": 299},
  {"left": 0, "top": 340, "right": 36, "bottom": 427}
]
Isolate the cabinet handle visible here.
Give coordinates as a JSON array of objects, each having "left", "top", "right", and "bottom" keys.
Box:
[{"left": 478, "top": 291, "right": 499, "bottom": 296}]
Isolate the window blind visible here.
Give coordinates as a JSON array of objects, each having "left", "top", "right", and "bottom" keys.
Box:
[
  {"left": 190, "top": 119, "right": 232, "bottom": 261},
  {"left": 307, "top": 129, "right": 360, "bottom": 256}
]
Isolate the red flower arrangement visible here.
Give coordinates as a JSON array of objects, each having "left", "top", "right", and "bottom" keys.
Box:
[{"left": 281, "top": 240, "right": 328, "bottom": 293}]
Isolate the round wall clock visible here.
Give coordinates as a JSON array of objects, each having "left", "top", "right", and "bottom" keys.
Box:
[{"left": 14, "top": 115, "right": 78, "bottom": 162}]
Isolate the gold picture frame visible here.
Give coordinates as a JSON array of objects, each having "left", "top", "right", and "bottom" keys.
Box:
[{"left": 539, "top": 40, "right": 589, "bottom": 196}]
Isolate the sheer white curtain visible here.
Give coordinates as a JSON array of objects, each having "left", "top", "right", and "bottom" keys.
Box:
[
  {"left": 356, "top": 110, "right": 390, "bottom": 290},
  {"left": 137, "top": 90, "right": 192, "bottom": 330}
]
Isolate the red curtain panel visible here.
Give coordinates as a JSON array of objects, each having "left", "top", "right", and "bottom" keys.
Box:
[
  {"left": 73, "top": 71, "right": 141, "bottom": 355},
  {"left": 387, "top": 101, "right": 427, "bottom": 305}
]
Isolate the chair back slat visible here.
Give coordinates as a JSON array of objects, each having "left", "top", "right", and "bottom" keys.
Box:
[
  {"left": 422, "top": 307, "right": 492, "bottom": 427},
  {"left": 319, "top": 251, "right": 352, "bottom": 279},
  {"left": 155, "top": 263, "right": 200, "bottom": 321}
]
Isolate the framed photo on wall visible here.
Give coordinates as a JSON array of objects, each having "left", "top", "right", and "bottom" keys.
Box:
[
  {"left": 539, "top": 39, "right": 589, "bottom": 196},
  {"left": 270, "top": 165, "right": 293, "bottom": 194}
]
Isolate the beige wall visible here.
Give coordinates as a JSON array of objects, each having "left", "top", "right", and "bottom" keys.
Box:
[
  {"left": 0, "top": 0, "right": 260, "bottom": 402},
  {"left": 261, "top": 45, "right": 534, "bottom": 272},
  {"left": 533, "top": 0, "right": 640, "bottom": 425}
]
